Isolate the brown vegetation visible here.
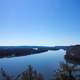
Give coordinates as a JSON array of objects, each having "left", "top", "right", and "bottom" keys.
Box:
[{"left": 0, "top": 63, "right": 80, "bottom": 80}]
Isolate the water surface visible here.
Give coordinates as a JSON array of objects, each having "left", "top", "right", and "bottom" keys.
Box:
[{"left": 0, "top": 50, "right": 66, "bottom": 79}]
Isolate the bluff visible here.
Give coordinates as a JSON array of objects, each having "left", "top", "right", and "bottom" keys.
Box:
[{"left": 65, "top": 45, "right": 80, "bottom": 60}]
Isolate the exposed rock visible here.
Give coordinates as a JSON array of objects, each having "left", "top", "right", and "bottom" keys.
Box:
[{"left": 65, "top": 45, "right": 80, "bottom": 60}]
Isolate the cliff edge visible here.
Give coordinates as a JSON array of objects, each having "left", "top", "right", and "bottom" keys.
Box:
[{"left": 65, "top": 45, "right": 80, "bottom": 60}]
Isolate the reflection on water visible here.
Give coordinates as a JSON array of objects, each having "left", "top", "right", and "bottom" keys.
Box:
[
  {"left": 0, "top": 50, "right": 80, "bottom": 80},
  {"left": 0, "top": 50, "right": 65, "bottom": 79}
]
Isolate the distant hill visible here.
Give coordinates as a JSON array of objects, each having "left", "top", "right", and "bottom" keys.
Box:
[{"left": 0, "top": 45, "right": 69, "bottom": 58}]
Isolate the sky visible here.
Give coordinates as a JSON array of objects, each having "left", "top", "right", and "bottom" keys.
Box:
[{"left": 0, "top": 0, "right": 80, "bottom": 46}]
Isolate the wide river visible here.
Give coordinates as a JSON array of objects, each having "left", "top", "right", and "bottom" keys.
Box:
[{"left": 0, "top": 50, "right": 67, "bottom": 80}]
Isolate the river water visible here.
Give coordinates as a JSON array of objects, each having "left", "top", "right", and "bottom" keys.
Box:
[{"left": 0, "top": 50, "right": 66, "bottom": 80}]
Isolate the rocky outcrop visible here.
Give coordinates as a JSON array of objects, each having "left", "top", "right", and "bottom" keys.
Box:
[{"left": 65, "top": 45, "right": 80, "bottom": 60}]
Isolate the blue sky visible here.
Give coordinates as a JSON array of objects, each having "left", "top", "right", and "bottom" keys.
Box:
[{"left": 0, "top": 0, "right": 80, "bottom": 46}]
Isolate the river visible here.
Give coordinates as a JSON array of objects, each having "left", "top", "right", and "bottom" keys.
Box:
[{"left": 0, "top": 50, "right": 67, "bottom": 80}]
